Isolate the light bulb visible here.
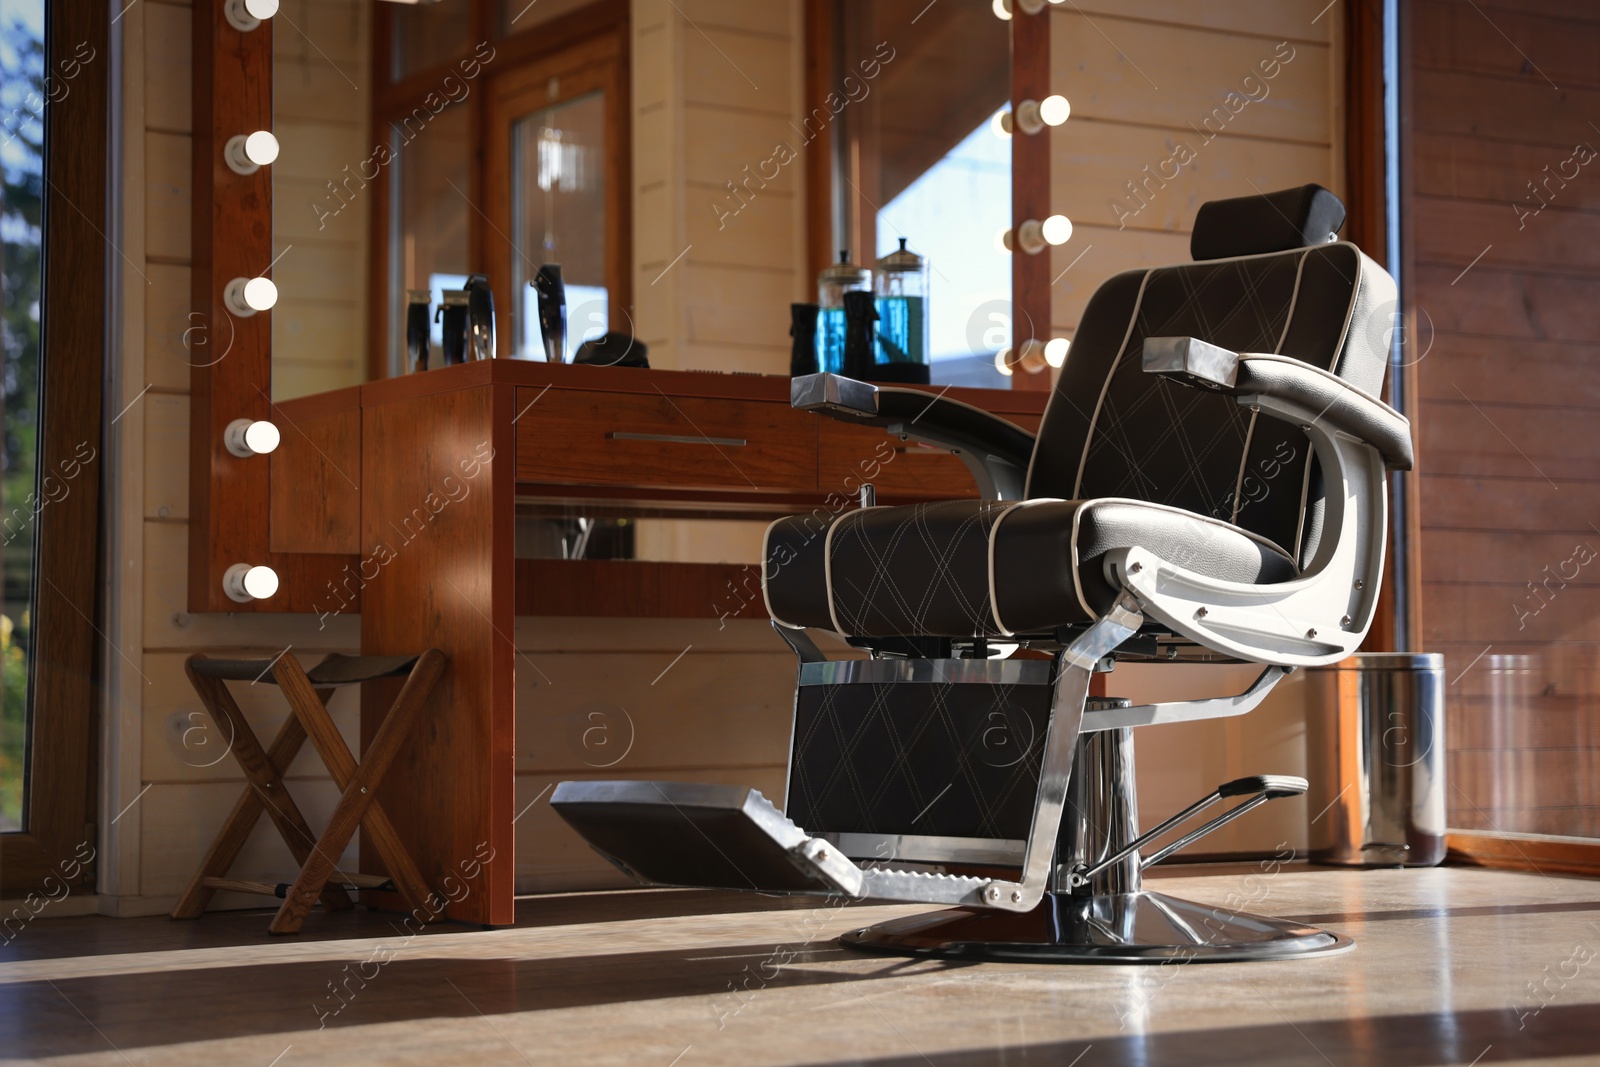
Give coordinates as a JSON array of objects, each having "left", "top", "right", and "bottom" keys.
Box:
[
  {"left": 1041, "top": 214, "right": 1074, "bottom": 245},
  {"left": 223, "top": 131, "right": 279, "bottom": 175},
  {"left": 223, "top": 562, "right": 279, "bottom": 603},
  {"left": 225, "top": 0, "right": 279, "bottom": 31},
  {"left": 1045, "top": 337, "right": 1071, "bottom": 368},
  {"left": 224, "top": 276, "right": 278, "bottom": 316},
  {"left": 1039, "top": 95, "right": 1071, "bottom": 126},
  {"left": 224, "top": 418, "right": 280, "bottom": 457},
  {"left": 996, "top": 228, "right": 1015, "bottom": 255},
  {"left": 992, "top": 0, "right": 1012, "bottom": 20},
  {"left": 994, "top": 348, "right": 1014, "bottom": 376},
  {"left": 1014, "top": 97, "right": 1070, "bottom": 135},
  {"left": 990, "top": 108, "right": 1013, "bottom": 139}
]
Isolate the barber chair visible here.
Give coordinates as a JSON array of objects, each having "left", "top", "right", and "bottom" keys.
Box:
[{"left": 552, "top": 185, "right": 1412, "bottom": 963}]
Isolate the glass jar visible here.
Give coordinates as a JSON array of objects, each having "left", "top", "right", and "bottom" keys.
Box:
[
  {"left": 872, "top": 238, "right": 930, "bottom": 383},
  {"left": 816, "top": 250, "right": 871, "bottom": 375}
]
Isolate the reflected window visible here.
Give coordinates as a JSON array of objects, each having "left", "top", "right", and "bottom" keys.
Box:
[
  {"left": 826, "top": 0, "right": 1011, "bottom": 385},
  {"left": 511, "top": 92, "right": 607, "bottom": 360}
]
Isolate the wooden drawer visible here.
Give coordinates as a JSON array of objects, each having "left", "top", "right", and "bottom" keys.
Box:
[{"left": 515, "top": 387, "right": 818, "bottom": 492}]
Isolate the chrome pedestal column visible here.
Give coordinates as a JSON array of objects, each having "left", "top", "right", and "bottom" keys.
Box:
[{"left": 841, "top": 727, "right": 1354, "bottom": 964}]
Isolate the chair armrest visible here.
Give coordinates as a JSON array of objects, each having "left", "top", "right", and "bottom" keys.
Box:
[
  {"left": 791, "top": 373, "right": 1037, "bottom": 499},
  {"left": 1142, "top": 339, "right": 1414, "bottom": 471}
]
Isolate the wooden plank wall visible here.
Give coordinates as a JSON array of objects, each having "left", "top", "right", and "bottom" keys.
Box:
[
  {"left": 630, "top": 0, "right": 808, "bottom": 377},
  {"left": 1408, "top": 0, "right": 1600, "bottom": 838},
  {"left": 1045, "top": 2, "right": 1340, "bottom": 340}
]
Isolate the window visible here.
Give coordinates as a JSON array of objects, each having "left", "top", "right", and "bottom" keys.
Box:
[{"left": 0, "top": 0, "right": 45, "bottom": 832}]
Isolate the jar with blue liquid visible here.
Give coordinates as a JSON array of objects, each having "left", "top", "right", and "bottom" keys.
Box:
[
  {"left": 871, "top": 238, "right": 930, "bottom": 384},
  {"left": 816, "top": 251, "right": 871, "bottom": 375}
]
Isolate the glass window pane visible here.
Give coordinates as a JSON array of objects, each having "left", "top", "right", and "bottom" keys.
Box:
[
  {"left": 389, "top": 104, "right": 471, "bottom": 375},
  {"left": 511, "top": 90, "right": 607, "bottom": 361},
  {"left": 0, "top": 1, "right": 46, "bottom": 833},
  {"left": 391, "top": 0, "right": 471, "bottom": 81}
]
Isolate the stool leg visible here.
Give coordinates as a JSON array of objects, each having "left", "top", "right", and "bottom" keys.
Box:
[
  {"left": 172, "top": 662, "right": 355, "bottom": 920},
  {"left": 270, "top": 651, "right": 447, "bottom": 934}
]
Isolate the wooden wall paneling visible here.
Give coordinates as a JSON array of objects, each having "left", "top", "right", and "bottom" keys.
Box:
[
  {"left": 1010, "top": 5, "right": 1051, "bottom": 393},
  {"left": 359, "top": 383, "right": 515, "bottom": 926},
  {"left": 188, "top": 2, "right": 273, "bottom": 613}
]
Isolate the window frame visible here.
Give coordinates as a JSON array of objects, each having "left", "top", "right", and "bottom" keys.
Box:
[{"left": 0, "top": 0, "right": 107, "bottom": 895}]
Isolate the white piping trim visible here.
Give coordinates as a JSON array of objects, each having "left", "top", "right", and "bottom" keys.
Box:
[
  {"left": 1292, "top": 448, "right": 1316, "bottom": 564},
  {"left": 986, "top": 499, "right": 1050, "bottom": 637},
  {"left": 822, "top": 508, "right": 855, "bottom": 638},
  {"left": 759, "top": 517, "right": 788, "bottom": 627},
  {"left": 1072, "top": 270, "right": 1155, "bottom": 498}
]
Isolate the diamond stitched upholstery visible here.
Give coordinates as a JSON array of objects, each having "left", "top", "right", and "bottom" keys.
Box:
[{"left": 767, "top": 498, "right": 1297, "bottom": 637}]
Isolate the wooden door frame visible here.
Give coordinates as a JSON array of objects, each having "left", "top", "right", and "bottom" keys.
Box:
[{"left": 1, "top": 0, "right": 108, "bottom": 895}]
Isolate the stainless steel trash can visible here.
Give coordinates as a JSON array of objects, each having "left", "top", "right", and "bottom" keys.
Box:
[{"left": 1305, "top": 652, "right": 1447, "bottom": 866}]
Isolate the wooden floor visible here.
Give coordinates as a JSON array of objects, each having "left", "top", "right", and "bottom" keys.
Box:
[{"left": 4, "top": 865, "right": 1600, "bottom": 1065}]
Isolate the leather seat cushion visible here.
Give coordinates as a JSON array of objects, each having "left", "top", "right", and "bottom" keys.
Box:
[{"left": 764, "top": 498, "right": 1297, "bottom": 638}]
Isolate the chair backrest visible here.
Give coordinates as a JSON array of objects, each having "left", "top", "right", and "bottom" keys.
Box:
[{"left": 1025, "top": 186, "right": 1397, "bottom": 564}]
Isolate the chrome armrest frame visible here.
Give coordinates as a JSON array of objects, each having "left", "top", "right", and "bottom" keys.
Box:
[{"left": 1104, "top": 391, "right": 1388, "bottom": 666}]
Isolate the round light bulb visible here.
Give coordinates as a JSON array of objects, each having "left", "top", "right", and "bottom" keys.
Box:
[
  {"left": 224, "top": 131, "right": 279, "bottom": 175},
  {"left": 224, "top": 418, "right": 280, "bottom": 457},
  {"left": 1039, "top": 95, "right": 1071, "bottom": 126},
  {"left": 223, "top": 562, "right": 280, "bottom": 603},
  {"left": 225, "top": 0, "right": 279, "bottom": 31},
  {"left": 243, "top": 565, "right": 279, "bottom": 599},
  {"left": 244, "top": 130, "right": 279, "bottom": 165},
  {"left": 245, "top": 421, "right": 280, "bottom": 454},
  {"left": 1045, "top": 337, "right": 1071, "bottom": 368},
  {"left": 991, "top": 0, "right": 1012, "bottom": 20},
  {"left": 997, "top": 228, "right": 1015, "bottom": 255},
  {"left": 994, "top": 348, "right": 1014, "bottom": 376},
  {"left": 990, "top": 108, "right": 1012, "bottom": 139},
  {"left": 224, "top": 276, "right": 278, "bottom": 317},
  {"left": 244, "top": 276, "right": 277, "bottom": 310},
  {"left": 1041, "top": 214, "right": 1074, "bottom": 246}
]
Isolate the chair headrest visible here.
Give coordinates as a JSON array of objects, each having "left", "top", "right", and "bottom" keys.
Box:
[{"left": 1190, "top": 184, "right": 1347, "bottom": 261}]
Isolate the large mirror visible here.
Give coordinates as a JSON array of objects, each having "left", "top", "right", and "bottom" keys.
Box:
[{"left": 270, "top": 0, "right": 628, "bottom": 402}]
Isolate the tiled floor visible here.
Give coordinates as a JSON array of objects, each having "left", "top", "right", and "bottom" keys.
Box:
[{"left": 4, "top": 864, "right": 1600, "bottom": 1065}]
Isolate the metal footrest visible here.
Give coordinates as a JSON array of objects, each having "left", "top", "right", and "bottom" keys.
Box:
[
  {"left": 551, "top": 781, "right": 866, "bottom": 896},
  {"left": 551, "top": 780, "right": 996, "bottom": 905}
]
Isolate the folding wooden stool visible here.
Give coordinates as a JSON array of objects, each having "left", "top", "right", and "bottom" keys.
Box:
[{"left": 170, "top": 649, "right": 447, "bottom": 934}]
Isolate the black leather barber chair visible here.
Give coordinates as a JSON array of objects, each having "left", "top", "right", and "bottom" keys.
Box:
[{"left": 553, "top": 185, "right": 1412, "bottom": 963}]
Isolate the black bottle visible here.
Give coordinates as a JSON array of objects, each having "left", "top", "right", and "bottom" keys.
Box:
[
  {"left": 406, "top": 289, "right": 431, "bottom": 372},
  {"left": 841, "top": 290, "right": 878, "bottom": 380},
  {"left": 789, "top": 303, "right": 819, "bottom": 376}
]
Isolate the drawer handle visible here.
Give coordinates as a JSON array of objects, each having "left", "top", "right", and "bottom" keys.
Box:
[{"left": 607, "top": 432, "right": 747, "bottom": 447}]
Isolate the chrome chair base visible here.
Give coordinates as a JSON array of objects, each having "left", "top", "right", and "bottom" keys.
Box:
[{"left": 840, "top": 890, "right": 1353, "bottom": 964}]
